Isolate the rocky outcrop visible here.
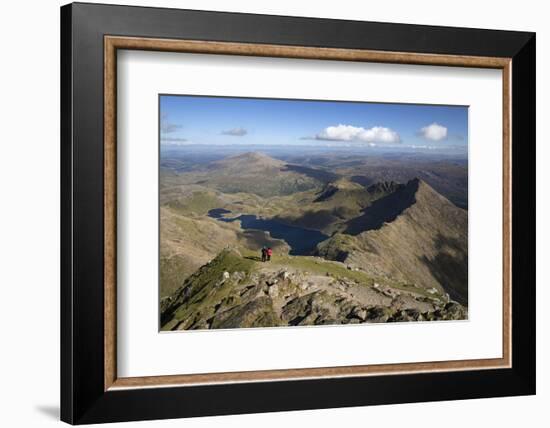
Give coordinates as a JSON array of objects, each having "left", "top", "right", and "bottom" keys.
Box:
[{"left": 367, "top": 180, "right": 402, "bottom": 195}]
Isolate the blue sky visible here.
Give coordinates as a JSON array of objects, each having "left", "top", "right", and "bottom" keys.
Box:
[{"left": 160, "top": 95, "right": 468, "bottom": 149}]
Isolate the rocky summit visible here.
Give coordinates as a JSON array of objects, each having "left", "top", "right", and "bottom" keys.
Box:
[{"left": 161, "top": 249, "right": 467, "bottom": 331}]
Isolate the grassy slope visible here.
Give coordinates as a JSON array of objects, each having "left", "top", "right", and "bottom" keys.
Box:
[
  {"left": 162, "top": 250, "right": 256, "bottom": 329},
  {"left": 160, "top": 207, "right": 242, "bottom": 297}
]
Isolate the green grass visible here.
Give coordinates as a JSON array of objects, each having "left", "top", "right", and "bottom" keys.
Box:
[
  {"left": 167, "top": 249, "right": 255, "bottom": 327},
  {"left": 159, "top": 254, "right": 195, "bottom": 298},
  {"left": 277, "top": 255, "right": 375, "bottom": 285},
  {"left": 167, "top": 191, "right": 221, "bottom": 216},
  {"left": 391, "top": 282, "right": 442, "bottom": 299},
  {"left": 238, "top": 247, "right": 378, "bottom": 286}
]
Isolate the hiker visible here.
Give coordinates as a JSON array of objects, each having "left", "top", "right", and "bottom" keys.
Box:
[
  {"left": 261, "top": 247, "right": 267, "bottom": 262},
  {"left": 266, "top": 247, "right": 273, "bottom": 261}
]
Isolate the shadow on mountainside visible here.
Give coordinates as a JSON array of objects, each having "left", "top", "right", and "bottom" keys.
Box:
[
  {"left": 275, "top": 209, "right": 341, "bottom": 231},
  {"left": 419, "top": 233, "right": 468, "bottom": 306},
  {"left": 344, "top": 179, "right": 419, "bottom": 235},
  {"left": 349, "top": 175, "right": 374, "bottom": 187},
  {"left": 282, "top": 164, "right": 340, "bottom": 184}
]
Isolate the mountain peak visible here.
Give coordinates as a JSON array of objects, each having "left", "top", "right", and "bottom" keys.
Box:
[
  {"left": 314, "top": 178, "right": 366, "bottom": 203},
  {"left": 367, "top": 180, "right": 402, "bottom": 195},
  {"left": 227, "top": 151, "right": 283, "bottom": 164},
  {"left": 343, "top": 177, "right": 455, "bottom": 236},
  {"left": 201, "top": 152, "right": 321, "bottom": 197},
  {"left": 410, "top": 177, "right": 454, "bottom": 205},
  {"left": 209, "top": 151, "right": 286, "bottom": 173}
]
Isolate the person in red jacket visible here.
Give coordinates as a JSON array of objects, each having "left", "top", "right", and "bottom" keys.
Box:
[{"left": 266, "top": 247, "right": 273, "bottom": 261}]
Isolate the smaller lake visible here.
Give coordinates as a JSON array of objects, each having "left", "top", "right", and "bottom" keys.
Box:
[
  {"left": 207, "top": 209, "right": 328, "bottom": 255},
  {"left": 208, "top": 208, "right": 232, "bottom": 218}
]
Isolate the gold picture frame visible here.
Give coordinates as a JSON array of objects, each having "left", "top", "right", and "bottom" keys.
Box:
[{"left": 103, "top": 36, "right": 512, "bottom": 391}]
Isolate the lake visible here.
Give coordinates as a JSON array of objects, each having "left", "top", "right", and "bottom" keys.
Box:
[{"left": 208, "top": 209, "right": 328, "bottom": 255}]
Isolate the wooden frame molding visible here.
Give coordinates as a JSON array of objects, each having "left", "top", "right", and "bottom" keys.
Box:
[{"left": 104, "top": 35, "right": 512, "bottom": 391}]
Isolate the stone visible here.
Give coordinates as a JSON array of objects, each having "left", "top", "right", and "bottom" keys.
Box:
[
  {"left": 405, "top": 309, "right": 421, "bottom": 320},
  {"left": 279, "top": 271, "right": 291, "bottom": 280},
  {"left": 366, "top": 306, "right": 391, "bottom": 323},
  {"left": 444, "top": 302, "right": 467, "bottom": 319},
  {"left": 350, "top": 306, "right": 367, "bottom": 321},
  {"left": 382, "top": 289, "right": 395, "bottom": 298},
  {"left": 268, "top": 284, "right": 279, "bottom": 298},
  {"left": 232, "top": 271, "right": 245, "bottom": 281}
]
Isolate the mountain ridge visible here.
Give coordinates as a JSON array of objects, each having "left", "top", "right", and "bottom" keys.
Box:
[{"left": 318, "top": 178, "right": 468, "bottom": 303}]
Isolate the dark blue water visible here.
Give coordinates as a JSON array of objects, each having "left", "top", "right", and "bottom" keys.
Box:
[
  {"left": 207, "top": 209, "right": 328, "bottom": 255},
  {"left": 208, "top": 208, "right": 232, "bottom": 218}
]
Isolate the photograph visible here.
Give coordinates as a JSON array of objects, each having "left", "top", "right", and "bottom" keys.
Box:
[
  {"left": 52, "top": 2, "right": 536, "bottom": 424},
  {"left": 159, "top": 95, "right": 469, "bottom": 330}
]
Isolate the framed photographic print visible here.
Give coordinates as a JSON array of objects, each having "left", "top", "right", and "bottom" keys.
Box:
[{"left": 60, "top": 2, "right": 536, "bottom": 424}]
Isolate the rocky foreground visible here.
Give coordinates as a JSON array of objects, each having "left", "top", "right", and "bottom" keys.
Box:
[{"left": 161, "top": 249, "right": 467, "bottom": 331}]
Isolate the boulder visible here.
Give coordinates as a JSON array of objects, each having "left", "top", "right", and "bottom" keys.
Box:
[
  {"left": 209, "top": 296, "right": 279, "bottom": 329},
  {"left": 268, "top": 284, "right": 279, "bottom": 298},
  {"left": 349, "top": 306, "right": 367, "bottom": 321},
  {"left": 366, "top": 306, "right": 391, "bottom": 323},
  {"left": 232, "top": 271, "right": 245, "bottom": 281},
  {"left": 444, "top": 302, "right": 467, "bottom": 320},
  {"left": 279, "top": 271, "right": 291, "bottom": 280}
]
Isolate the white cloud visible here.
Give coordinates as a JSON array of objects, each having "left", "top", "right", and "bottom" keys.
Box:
[
  {"left": 222, "top": 127, "right": 248, "bottom": 136},
  {"left": 418, "top": 123, "right": 448, "bottom": 141},
  {"left": 161, "top": 137, "right": 188, "bottom": 146},
  {"left": 313, "top": 124, "right": 401, "bottom": 144},
  {"left": 161, "top": 122, "right": 182, "bottom": 134},
  {"left": 160, "top": 114, "right": 182, "bottom": 134}
]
